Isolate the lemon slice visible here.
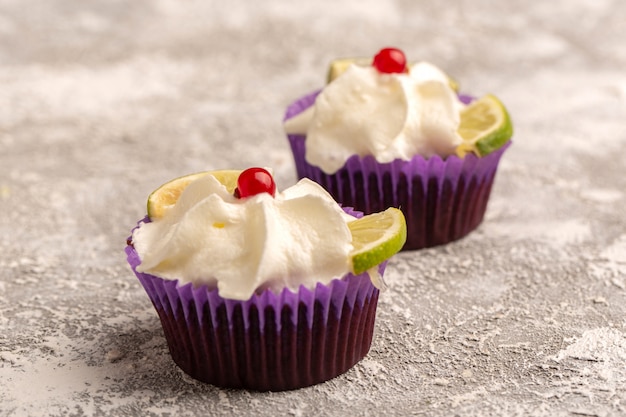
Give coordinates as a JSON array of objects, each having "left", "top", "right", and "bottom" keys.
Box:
[
  {"left": 348, "top": 208, "right": 407, "bottom": 275},
  {"left": 326, "top": 57, "right": 459, "bottom": 91},
  {"left": 147, "top": 170, "right": 241, "bottom": 220},
  {"left": 457, "top": 94, "right": 513, "bottom": 157}
]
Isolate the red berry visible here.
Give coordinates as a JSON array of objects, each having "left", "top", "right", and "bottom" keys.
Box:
[
  {"left": 372, "top": 47, "right": 407, "bottom": 74},
  {"left": 235, "top": 167, "right": 276, "bottom": 198}
]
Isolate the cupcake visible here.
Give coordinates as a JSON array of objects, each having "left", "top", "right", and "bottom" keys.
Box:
[
  {"left": 125, "top": 168, "right": 406, "bottom": 391},
  {"left": 284, "top": 47, "right": 513, "bottom": 250}
]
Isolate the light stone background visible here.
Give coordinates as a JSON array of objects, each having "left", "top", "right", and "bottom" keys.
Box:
[{"left": 1, "top": 1, "right": 625, "bottom": 416}]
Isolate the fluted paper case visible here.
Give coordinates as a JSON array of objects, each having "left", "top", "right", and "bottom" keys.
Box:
[{"left": 126, "top": 218, "right": 383, "bottom": 391}]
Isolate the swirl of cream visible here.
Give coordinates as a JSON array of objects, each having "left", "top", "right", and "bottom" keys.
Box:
[
  {"left": 132, "top": 174, "right": 354, "bottom": 300},
  {"left": 284, "top": 63, "right": 465, "bottom": 174}
]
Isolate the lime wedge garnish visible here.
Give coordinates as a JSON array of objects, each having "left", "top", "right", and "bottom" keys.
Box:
[
  {"left": 326, "top": 57, "right": 372, "bottom": 83},
  {"left": 147, "top": 170, "right": 241, "bottom": 220},
  {"left": 348, "top": 208, "right": 407, "bottom": 275},
  {"left": 457, "top": 94, "right": 513, "bottom": 157}
]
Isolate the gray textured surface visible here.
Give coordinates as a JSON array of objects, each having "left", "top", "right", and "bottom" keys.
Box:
[{"left": 1, "top": 1, "right": 626, "bottom": 416}]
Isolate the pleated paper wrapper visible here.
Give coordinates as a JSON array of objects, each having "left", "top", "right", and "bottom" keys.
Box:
[{"left": 126, "top": 210, "right": 383, "bottom": 391}]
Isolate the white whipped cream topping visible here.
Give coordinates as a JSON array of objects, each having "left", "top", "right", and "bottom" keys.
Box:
[
  {"left": 132, "top": 174, "right": 355, "bottom": 301},
  {"left": 284, "top": 62, "right": 465, "bottom": 174}
]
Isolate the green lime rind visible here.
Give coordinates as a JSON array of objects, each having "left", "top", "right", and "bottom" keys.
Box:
[
  {"left": 147, "top": 172, "right": 208, "bottom": 220},
  {"left": 475, "top": 96, "right": 514, "bottom": 156},
  {"left": 349, "top": 208, "right": 407, "bottom": 275},
  {"left": 146, "top": 170, "right": 241, "bottom": 220},
  {"left": 457, "top": 94, "right": 514, "bottom": 157},
  {"left": 326, "top": 57, "right": 371, "bottom": 83}
]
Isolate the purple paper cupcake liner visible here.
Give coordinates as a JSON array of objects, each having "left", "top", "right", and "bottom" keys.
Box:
[
  {"left": 126, "top": 212, "right": 383, "bottom": 391},
  {"left": 285, "top": 91, "right": 511, "bottom": 250}
]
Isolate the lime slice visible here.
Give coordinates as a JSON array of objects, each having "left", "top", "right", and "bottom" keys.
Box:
[
  {"left": 348, "top": 207, "right": 407, "bottom": 275},
  {"left": 326, "top": 57, "right": 459, "bottom": 91},
  {"left": 327, "top": 57, "right": 372, "bottom": 83},
  {"left": 457, "top": 94, "right": 513, "bottom": 157},
  {"left": 147, "top": 170, "right": 241, "bottom": 220}
]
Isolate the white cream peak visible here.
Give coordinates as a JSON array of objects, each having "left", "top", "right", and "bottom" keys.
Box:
[
  {"left": 284, "top": 63, "right": 465, "bottom": 174},
  {"left": 132, "top": 174, "right": 354, "bottom": 301}
]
